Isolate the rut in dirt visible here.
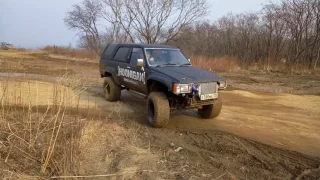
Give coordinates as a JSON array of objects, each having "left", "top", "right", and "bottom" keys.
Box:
[{"left": 137, "top": 125, "right": 320, "bottom": 180}]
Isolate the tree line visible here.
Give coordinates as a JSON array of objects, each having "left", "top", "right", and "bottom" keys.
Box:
[{"left": 64, "top": 0, "right": 320, "bottom": 70}]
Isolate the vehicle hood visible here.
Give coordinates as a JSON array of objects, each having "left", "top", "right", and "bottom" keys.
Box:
[{"left": 150, "top": 66, "right": 226, "bottom": 84}]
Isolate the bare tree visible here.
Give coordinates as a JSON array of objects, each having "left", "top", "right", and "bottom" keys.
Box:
[
  {"left": 169, "top": 0, "right": 320, "bottom": 71},
  {"left": 312, "top": 0, "right": 320, "bottom": 69},
  {"left": 65, "top": 0, "right": 209, "bottom": 53},
  {"left": 262, "top": 3, "right": 287, "bottom": 70},
  {"left": 65, "top": 0, "right": 320, "bottom": 71},
  {"left": 280, "top": 0, "right": 315, "bottom": 69},
  {"left": 64, "top": 0, "right": 104, "bottom": 54},
  {"left": 101, "top": 0, "right": 209, "bottom": 44}
]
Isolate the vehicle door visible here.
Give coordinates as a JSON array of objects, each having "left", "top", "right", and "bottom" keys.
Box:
[
  {"left": 125, "top": 47, "right": 147, "bottom": 93},
  {"left": 112, "top": 46, "right": 131, "bottom": 86}
]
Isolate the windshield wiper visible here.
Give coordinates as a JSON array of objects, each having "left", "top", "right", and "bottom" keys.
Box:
[
  {"left": 156, "top": 63, "right": 177, "bottom": 67},
  {"left": 179, "top": 63, "right": 191, "bottom": 66}
]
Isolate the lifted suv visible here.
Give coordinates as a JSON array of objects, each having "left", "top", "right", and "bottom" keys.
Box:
[{"left": 99, "top": 43, "right": 227, "bottom": 128}]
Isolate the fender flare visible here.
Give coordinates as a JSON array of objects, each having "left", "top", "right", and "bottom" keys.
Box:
[
  {"left": 105, "top": 67, "right": 121, "bottom": 85},
  {"left": 147, "top": 74, "right": 174, "bottom": 91}
]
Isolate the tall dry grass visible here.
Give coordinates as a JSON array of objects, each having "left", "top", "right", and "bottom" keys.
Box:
[
  {"left": 189, "top": 54, "right": 319, "bottom": 74},
  {"left": 0, "top": 64, "right": 93, "bottom": 178},
  {"left": 42, "top": 46, "right": 98, "bottom": 60},
  {"left": 250, "top": 59, "right": 319, "bottom": 74},
  {"left": 190, "top": 55, "right": 240, "bottom": 72}
]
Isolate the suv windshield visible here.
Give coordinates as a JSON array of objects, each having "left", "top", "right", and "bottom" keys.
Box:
[{"left": 145, "top": 48, "right": 191, "bottom": 66}]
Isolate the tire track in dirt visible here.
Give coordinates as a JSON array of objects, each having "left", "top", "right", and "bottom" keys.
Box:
[
  {"left": 83, "top": 84, "right": 320, "bottom": 179},
  {"left": 2, "top": 73, "right": 319, "bottom": 179},
  {"left": 139, "top": 126, "right": 320, "bottom": 179},
  {"left": 85, "top": 83, "right": 320, "bottom": 158}
]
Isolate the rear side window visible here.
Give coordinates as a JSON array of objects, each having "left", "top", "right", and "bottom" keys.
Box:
[
  {"left": 103, "top": 44, "right": 117, "bottom": 58},
  {"left": 113, "top": 47, "right": 130, "bottom": 62}
]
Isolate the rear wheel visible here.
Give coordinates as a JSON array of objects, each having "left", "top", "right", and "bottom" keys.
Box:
[
  {"left": 103, "top": 77, "right": 121, "bottom": 102},
  {"left": 198, "top": 95, "right": 222, "bottom": 119},
  {"left": 147, "top": 92, "right": 170, "bottom": 128}
]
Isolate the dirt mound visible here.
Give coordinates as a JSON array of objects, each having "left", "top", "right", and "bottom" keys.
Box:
[
  {"left": 0, "top": 80, "right": 96, "bottom": 108},
  {"left": 78, "top": 120, "right": 167, "bottom": 179},
  {"left": 226, "top": 90, "right": 265, "bottom": 99},
  {"left": 74, "top": 116, "right": 320, "bottom": 179},
  {"left": 135, "top": 126, "right": 320, "bottom": 179},
  {"left": 1, "top": 49, "right": 320, "bottom": 179},
  {"left": 274, "top": 94, "right": 320, "bottom": 113}
]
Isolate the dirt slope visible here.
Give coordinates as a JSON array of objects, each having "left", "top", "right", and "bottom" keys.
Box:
[
  {"left": 1, "top": 49, "right": 320, "bottom": 179},
  {"left": 84, "top": 83, "right": 320, "bottom": 158},
  {"left": 73, "top": 116, "right": 320, "bottom": 179}
]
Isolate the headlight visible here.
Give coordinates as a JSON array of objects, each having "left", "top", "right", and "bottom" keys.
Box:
[
  {"left": 218, "top": 81, "right": 227, "bottom": 89},
  {"left": 173, "top": 84, "right": 192, "bottom": 94}
]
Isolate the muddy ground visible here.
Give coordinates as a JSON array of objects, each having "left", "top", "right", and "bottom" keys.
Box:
[{"left": 1, "top": 50, "right": 320, "bottom": 179}]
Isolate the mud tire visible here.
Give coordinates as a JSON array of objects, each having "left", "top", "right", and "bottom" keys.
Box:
[
  {"left": 103, "top": 77, "right": 121, "bottom": 102},
  {"left": 198, "top": 95, "right": 222, "bottom": 119},
  {"left": 147, "top": 92, "right": 170, "bottom": 128}
]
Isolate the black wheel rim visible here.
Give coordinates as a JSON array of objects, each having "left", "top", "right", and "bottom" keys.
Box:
[
  {"left": 148, "top": 100, "right": 155, "bottom": 123},
  {"left": 104, "top": 84, "right": 110, "bottom": 99}
]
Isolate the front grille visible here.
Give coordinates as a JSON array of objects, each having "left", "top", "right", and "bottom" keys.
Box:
[{"left": 199, "top": 83, "right": 217, "bottom": 95}]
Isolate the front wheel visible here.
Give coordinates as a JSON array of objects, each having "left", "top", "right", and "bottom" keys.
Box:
[
  {"left": 198, "top": 95, "right": 222, "bottom": 119},
  {"left": 147, "top": 92, "right": 170, "bottom": 128}
]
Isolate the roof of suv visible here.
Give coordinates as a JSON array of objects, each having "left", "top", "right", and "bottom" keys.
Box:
[{"left": 109, "top": 43, "right": 178, "bottom": 49}]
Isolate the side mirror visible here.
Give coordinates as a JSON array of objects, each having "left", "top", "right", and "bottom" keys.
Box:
[
  {"left": 137, "top": 59, "right": 144, "bottom": 67},
  {"left": 188, "top": 58, "right": 191, "bottom": 62}
]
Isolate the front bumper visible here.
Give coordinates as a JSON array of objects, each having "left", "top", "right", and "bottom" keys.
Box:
[{"left": 169, "top": 93, "right": 218, "bottom": 112}]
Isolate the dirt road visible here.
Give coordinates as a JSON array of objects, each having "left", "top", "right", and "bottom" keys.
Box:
[
  {"left": 84, "top": 84, "right": 320, "bottom": 158},
  {"left": 1, "top": 50, "right": 320, "bottom": 179},
  {"left": 171, "top": 90, "right": 320, "bottom": 158},
  {"left": 81, "top": 84, "right": 320, "bottom": 179}
]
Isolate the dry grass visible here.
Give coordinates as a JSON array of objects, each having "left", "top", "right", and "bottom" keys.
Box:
[
  {"left": 249, "top": 59, "right": 317, "bottom": 74},
  {"left": 0, "top": 76, "right": 164, "bottom": 179},
  {"left": 76, "top": 119, "right": 165, "bottom": 179},
  {"left": 0, "top": 63, "right": 93, "bottom": 178},
  {"left": 189, "top": 54, "right": 319, "bottom": 74},
  {"left": 0, "top": 49, "right": 40, "bottom": 59},
  {"left": 42, "top": 46, "right": 98, "bottom": 61},
  {"left": 190, "top": 55, "right": 240, "bottom": 72},
  {"left": 240, "top": 56, "right": 320, "bottom": 74},
  {"left": 0, "top": 53, "right": 161, "bottom": 179}
]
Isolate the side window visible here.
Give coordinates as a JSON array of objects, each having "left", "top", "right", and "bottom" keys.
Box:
[
  {"left": 113, "top": 47, "right": 130, "bottom": 62},
  {"left": 103, "top": 44, "right": 117, "bottom": 58},
  {"left": 130, "top": 48, "right": 144, "bottom": 66}
]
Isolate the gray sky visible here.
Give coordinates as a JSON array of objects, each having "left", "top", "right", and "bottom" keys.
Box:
[{"left": 0, "top": 0, "right": 276, "bottom": 49}]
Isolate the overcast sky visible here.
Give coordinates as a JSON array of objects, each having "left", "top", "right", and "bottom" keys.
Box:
[{"left": 0, "top": 0, "right": 278, "bottom": 49}]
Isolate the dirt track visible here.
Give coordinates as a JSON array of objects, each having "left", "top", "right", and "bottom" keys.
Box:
[
  {"left": 81, "top": 85, "right": 320, "bottom": 179},
  {"left": 1, "top": 50, "right": 320, "bottom": 179},
  {"left": 83, "top": 83, "right": 320, "bottom": 157}
]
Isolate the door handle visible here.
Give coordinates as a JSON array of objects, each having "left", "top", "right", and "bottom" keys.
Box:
[{"left": 127, "top": 66, "right": 131, "bottom": 69}]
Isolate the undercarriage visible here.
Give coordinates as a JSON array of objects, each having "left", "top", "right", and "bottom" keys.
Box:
[{"left": 169, "top": 94, "right": 218, "bottom": 112}]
